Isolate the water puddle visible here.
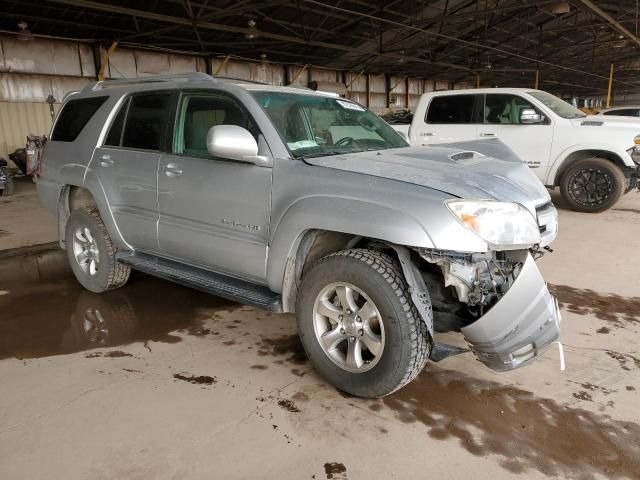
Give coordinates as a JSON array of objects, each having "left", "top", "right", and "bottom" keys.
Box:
[
  {"left": 0, "top": 271, "right": 235, "bottom": 360},
  {"left": 382, "top": 366, "right": 640, "bottom": 478}
]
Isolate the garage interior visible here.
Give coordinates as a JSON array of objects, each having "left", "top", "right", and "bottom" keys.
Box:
[{"left": 1, "top": 1, "right": 640, "bottom": 479}]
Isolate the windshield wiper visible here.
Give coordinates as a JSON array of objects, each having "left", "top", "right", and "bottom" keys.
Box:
[{"left": 299, "top": 151, "right": 345, "bottom": 159}]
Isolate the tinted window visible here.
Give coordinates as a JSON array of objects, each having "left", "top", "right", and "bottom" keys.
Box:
[
  {"left": 104, "top": 98, "right": 129, "bottom": 146},
  {"left": 603, "top": 108, "right": 639, "bottom": 117},
  {"left": 484, "top": 94, "right": 542, "bottom": 125},
  {"left": 426, "top": 95, "right": 476, "bottom": 124},
  {"left": 122, "top": 93, "right": 171, "bottom": 151},
  {"left": 51, "top": 96, "right": 108, "bottom": 142},
  {"left": 175, "top": 95, "right": 258, "bottom": 156}
]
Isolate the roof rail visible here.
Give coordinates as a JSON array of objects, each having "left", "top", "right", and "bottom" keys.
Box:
[
  {"left": 213, "top": 76, "right": 267, "bottom": 85},
  {"left": 84, "top": 72, "right": 213, "bottom": 92}
]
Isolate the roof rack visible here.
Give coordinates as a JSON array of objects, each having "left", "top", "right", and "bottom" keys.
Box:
[
  {"left": 213, "top": 76, "right": 267, "bottom": 85},
  {"left": 84, "top": 72, "right": 214, "bottom": 92}
]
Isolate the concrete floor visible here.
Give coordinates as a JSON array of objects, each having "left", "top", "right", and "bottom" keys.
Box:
[{"left": 0, "top": 187, "right": 639, "bottom": 480}]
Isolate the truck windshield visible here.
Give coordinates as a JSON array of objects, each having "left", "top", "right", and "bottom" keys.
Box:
[
  {"left": 528, "top": 91, "right": 586, "bottom": 119},
  {"left": 250, "top": 90, "right": 408, "bottom": 158}
]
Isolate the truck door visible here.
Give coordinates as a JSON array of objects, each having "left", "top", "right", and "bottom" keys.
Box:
[
  {"left": 478, "top": 93, "right": 553, "bottom": 178},
  {"left": 410, "top": 94, "right": 481, "bottom": 145},
  {"left": 157, "top": 91, "right": 272, "bottom": 283}
]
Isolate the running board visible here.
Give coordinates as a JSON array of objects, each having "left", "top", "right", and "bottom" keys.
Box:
[{"left": 116, "top": 252, "right": 282, "bottom": 312}]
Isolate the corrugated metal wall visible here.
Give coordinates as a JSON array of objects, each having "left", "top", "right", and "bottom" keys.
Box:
[
  {"left": 0, "top": 32, "right": 467, "bottom": 160},
  {"left": 0, "top": 102, "right": 60, "bottom": 159}
]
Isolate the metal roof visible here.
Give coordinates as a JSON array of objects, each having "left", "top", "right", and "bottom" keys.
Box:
[{"left": 2, "top": 0, "right": 640, "bottom": 96}]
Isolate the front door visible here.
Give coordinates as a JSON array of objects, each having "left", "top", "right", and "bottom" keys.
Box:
[
  {"left": 157, "top": 91, "right": 272, "bottom": 283},
  {"left": 478, "top": 93, "right": 554, "bottom": 178},
  {"left": 91, "top": 91, "right": 174, "bottom": 251}
]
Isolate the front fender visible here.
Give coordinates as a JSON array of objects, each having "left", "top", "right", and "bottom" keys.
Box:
[
  {"left": 546, "top": 144, "right": 634, "bottom": 185},
  {"left": 265, "top": 195, "right": 436, "bottom": 293}
]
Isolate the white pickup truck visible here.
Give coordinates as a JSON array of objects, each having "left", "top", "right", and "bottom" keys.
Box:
[{"left": 396, "top": 88, "right": 640, "bottom": 212}]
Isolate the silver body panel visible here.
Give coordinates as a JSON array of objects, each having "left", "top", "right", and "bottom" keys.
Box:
[{"left": 37, "top": 74, "right": 561, "bottom": 374}]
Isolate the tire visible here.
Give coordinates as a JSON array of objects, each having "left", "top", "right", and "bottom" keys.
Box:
[
  {"left": 65, "top": 207, "right": 131, "bottom": 293},
  {"left": 559, "top": 158, "right": 625, "bottom": 213},
  {"left": 296, "top": 249, "right": 431, "bottom": 398}
]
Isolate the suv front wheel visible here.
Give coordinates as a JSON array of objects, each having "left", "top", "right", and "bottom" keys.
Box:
[
  {"left": 296, "top": 249, "right": 431, "bottom": 398},
  {"left": 65, "top": 207, "right": 131, "bottom": 293},
  {"left": 559, "top": 158, "right": 625, "bottom": 213}
]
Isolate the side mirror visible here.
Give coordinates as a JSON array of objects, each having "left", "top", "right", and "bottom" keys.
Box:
[
  {"left": 520, "top": 108, "right": 544, "bottom": 124},
  {"left": 206, "top": 125, "right": 270, "bottom": 167}
]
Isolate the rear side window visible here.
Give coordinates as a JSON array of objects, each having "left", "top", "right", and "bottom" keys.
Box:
[
  {"left": 104, "top": 98, "right": 129, "bottom": 147},
  {"left": 426, "top": 95, "right": 476, "bottom": 124},
  {"left": 121, "top": 93, "right": 172, "bottom": 151},
  {"left": 51, "top": 96, "right": 108, "bottom": 142}
]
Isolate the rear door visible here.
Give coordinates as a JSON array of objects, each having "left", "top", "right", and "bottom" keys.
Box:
[
  {"left": 478, "top": 93, "right": 553, "bottom": 174},
  {"left": 157, "top": 91, "right": 272, "bottom": 282},
  {"left": 412, "top": 94, "right": 481, "bottom": 145},
  {"left": 91, "top": 91, "right": 175, "bottom": 251}
]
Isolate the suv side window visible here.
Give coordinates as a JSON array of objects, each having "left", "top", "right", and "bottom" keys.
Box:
[
  {"left": 484, "top": 94, "right": 544, "bottom": 124},
  {"left": 51, "top": 96, "right": 108, "bottom": 142},
  {"left": 104, "top": 97, "right": 130, "bottom": 147},
  {"left": 174, "top": 93, "right": 259, "bottom": 157},
  {"left": 426, "top": 94, "right": 478, "bottom": 124},
  {"left": 121, "top": 93, "right": 172, "bottom": 151}
]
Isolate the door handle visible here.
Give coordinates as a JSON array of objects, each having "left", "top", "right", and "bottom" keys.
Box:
[
  {"left": 163, "top": 163, "right": 183, "bottom": 178},
  {"left": 99, "top": 154, "right": 114, "bottom": 167},
  {"left": 479, "top": 132, "right": 496, "bottom": 137},
  {"left": 420, "top": 132, "right": 435, "bottom": 136}
]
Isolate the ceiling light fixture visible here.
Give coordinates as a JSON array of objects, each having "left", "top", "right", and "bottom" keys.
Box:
[
  {"left": 550, "top": 1, "right": 571, "bottom": 14},
  {"left": 17, "top": 21, "right": 33, "bottom": 41},
  {"left": 245, "top": 19, "right": 258, "bottom": 40}
]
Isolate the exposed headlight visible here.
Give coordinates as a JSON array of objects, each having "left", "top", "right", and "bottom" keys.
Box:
[{"left": 446, "top": 200, "right": 541, "bottom": 249}]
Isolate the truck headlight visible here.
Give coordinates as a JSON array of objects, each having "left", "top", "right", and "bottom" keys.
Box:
[{"left": 446, "top": 200, "right": 541, "bottom": 249}]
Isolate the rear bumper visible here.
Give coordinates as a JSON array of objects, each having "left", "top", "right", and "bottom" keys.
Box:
[{"left": 460, "top": 253, "right": 561, "bottom": 372}]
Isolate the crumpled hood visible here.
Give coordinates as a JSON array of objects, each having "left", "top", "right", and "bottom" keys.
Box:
[{"left": 305, "top": 146, "right": 551, "bottom": 213}]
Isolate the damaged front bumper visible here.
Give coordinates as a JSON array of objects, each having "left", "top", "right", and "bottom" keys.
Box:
[{"left": 460, "top": 253, "right": 561, "bottom": 372}]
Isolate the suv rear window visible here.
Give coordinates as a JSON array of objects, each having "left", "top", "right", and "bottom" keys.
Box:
[
  {"left": 121, "top": 93, "right": 172, "bottom": 151},
  {"left": 51, "top": 96, "right": 108, "bottom": 142},
  {"left": 426, "top": 95, "right": 476, "bottom": 124}
]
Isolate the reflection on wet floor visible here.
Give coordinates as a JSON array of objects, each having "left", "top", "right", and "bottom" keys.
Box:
[{"left": 0, "top": 272, "right": 236, "bottom": 360}]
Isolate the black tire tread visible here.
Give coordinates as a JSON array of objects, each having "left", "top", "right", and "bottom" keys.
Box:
[
  {"left": 71, "top": 207, "right": 131, "bottom": 291},
  {"left": 309, "top": 248, "right": 430, "bottom": 396}
]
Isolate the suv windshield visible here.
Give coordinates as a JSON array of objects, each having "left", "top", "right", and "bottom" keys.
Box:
[
  {"left": 250, "top": 91, "right": 408, "bottom": 158},
  {"left": 528, "top": 91, "right": 586, "bottom": 119}
]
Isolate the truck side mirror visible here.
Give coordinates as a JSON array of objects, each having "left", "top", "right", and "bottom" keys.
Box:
[
  {"left": 520, "top": 109, "right": 544, "bottom": 124},
  {"left": 206, "top": 125, "right": 270, "bottom": 167}
]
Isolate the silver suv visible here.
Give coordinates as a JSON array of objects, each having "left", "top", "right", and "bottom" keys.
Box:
[{"left": 38, "top": 73, "right": 561, "bottom": 397}]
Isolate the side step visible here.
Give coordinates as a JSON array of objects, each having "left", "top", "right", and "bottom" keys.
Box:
[{"left": 116, "top": 252, "right": 282, "bottom": 312}]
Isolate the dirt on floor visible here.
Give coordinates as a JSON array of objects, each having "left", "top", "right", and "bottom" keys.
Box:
[{"left": 0, "top": 192, "right": 639, "bottom": 480}]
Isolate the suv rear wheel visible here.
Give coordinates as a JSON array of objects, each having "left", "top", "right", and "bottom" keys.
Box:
[
  {"left": 559, "top": 158, "right": 625, "bottom": 213},
  {"left": 65, "top": 207, "right": 131, "bottom": 293},
  {"left": 296, "top": 249, "right": 431, "bottom": 398}
]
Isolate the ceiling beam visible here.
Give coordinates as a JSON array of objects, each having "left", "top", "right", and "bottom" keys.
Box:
[
  {"left": 48, "top": 0, "right": 475, "bottom": 73},
  {"left": 577, "top": 0, "right": 640, "bottom": 49}
]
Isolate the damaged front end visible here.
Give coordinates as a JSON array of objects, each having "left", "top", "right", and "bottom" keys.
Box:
[{"left": 415, "top": 247, "right": 561, "bottom": 372}]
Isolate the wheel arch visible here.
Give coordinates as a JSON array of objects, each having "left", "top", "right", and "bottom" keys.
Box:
[
  {"left": 58, "top": 181, "right": 129, "bottom": 250},
  {"left": 551, "top": 148, "right": 628, "bottom": 186}
]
